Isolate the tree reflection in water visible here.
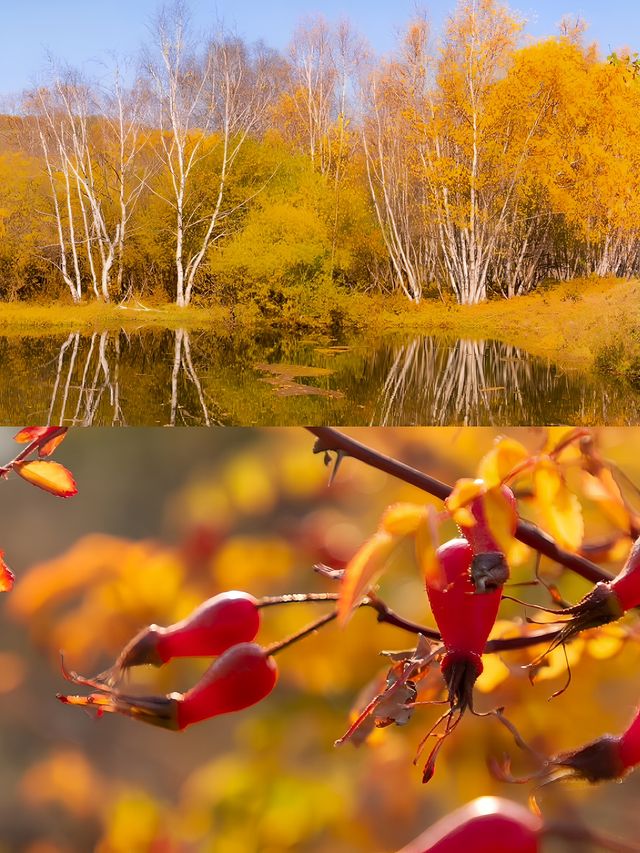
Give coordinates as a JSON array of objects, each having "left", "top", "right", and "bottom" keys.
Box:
[
  {"left": 47, "top": 329, "right": 215, "bottom": 426},
  {"left": 170, "top": 329, "right": 215, "bottom": 426},
  {"left": 0, "top": 328, "right": 634, "bottom": 426},
  {"left": 373, "top": 338, "right": 614, "bottom": 426},
  {"left": 48, "top": 332, "right": 123, "bottom": 426}
]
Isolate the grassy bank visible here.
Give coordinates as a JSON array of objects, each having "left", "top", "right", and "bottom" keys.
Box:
[
  {"left": 0, "top": 277, "right": 638, "bottom": 375},
  {"left": 379, "top": 277, "right": 640, "bottom": 374},
  {"left": 0, "top": 300, "right": 229, "bottom": 333}
]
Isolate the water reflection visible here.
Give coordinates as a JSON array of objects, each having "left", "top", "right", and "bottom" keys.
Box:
[
  {"left": 43, "top": 329, "right": 223, "bottom": 426},
  {"left": 170, "top": 329, "right": 217, "bottom": 426},
  {"left": 0, "top": 328, "right": 636, "bottom": 426},
  {"left": 48, "top": 331, "right": 123, "bottom": 425},
  {"left": 373, "top": 338, "right": 577, "bottom": 425}
]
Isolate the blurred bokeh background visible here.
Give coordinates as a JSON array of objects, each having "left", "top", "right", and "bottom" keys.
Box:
[{"left": 0, "top": 427, "right": 639, "bottom": 852}]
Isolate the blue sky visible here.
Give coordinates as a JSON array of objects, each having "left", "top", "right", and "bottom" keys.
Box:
[{"left": 1, "top": 0, "right": 639, "bottom": 97}]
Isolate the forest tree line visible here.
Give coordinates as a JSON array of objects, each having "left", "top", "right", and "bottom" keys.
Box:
[{"left": 0, "top": 0, "right": 639, "bottom": 307}]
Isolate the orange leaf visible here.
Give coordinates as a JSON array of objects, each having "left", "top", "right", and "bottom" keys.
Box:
[
  {"left": 0, "top": 552, "right": 14, "bottom": 593},
  {"left": 39, "top": 433, "right": 68, "bottom": 457},
  {"left": 338, "top": 531, "right": 396, "bottom": 625},
  {"left": 14, "top": 426, "right": 59, "bottom": 443},
  {"left": 445, "top": 478, "right": 485, "bottom": 527},
  {"left": 446, "top": 478, "right": 485, "bottom": 510},
  {"left": 14, "top": 427, "right": 52, "bottom": 443},
  {"left": 14, "top": 461, "right": 77, "bottom": 498}
]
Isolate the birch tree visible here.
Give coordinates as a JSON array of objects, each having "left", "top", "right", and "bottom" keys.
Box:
[
  {"left": 144, "top": 3, "right": 271, "bottom": 306},
  {"left": 363, "top": 2, "right": 561, "bottom": 304},
  {"left": 287, "top": 16, "right": 338, "bottom": 176},
  {"left": 28, "top": 67, "right": 147, "bottom": 302},
  {"left": 361, "top": 20, "right": 436, "bottom": 303},
  {"left": 424, "top": 0, "right": 524, "bottom": 303}
]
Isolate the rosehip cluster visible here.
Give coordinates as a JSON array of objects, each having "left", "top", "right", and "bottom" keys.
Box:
[
  {"left": 58, "top": 591, "right": 278, "bottom": 729},
  {"left": 112, "top": 590, "right": 262, "bottom": 671}
]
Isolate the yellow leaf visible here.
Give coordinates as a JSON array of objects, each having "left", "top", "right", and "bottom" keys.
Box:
[
  {"left": 609, "top": 537, "right": 635, "bottom": 563},
  {"left": 13, "top": 460, "right": 78, "bottom": 498},
  {"left": 531, "top": 457, "right": 584, "bottom": 549},
  {"left": 445, "top": 478, "right": 486, "bottom": 523},
  {"left": 379, "top": 503, "right": 428, "bottom": 536},
  {"left": 543, "top": 427, "right": 585, "bottom": 462},
  {"left": 482, "top": 487, "right": 519, "bottom": 554},
  {"left": 538, "top": 479, "right": 584, "bottom": 551},
  {"left": 552, "top": 491, "right": 585, "bottom": 551},
  {"left": 338, "top": 531, "right": 396, "bottom": 625},
  {"left": 505, "top": 538, "right": 531, "bottom": 567},
  {"left": 477, "top": 438, "right": 529, "bottom": 487},
  {"left": 586, "top": 626, "right": 625, "bottom": 660},
  {"left": 533, "top": 458, "right": 561, "bottom": 505},
  {"left": 535, "top": 638, "right": 585, "bottom": 682},
  {"left": 451, "top": 506, "right": 476, "bottom": 527},
  {"left": 581, "top": 470, "right": 631, "bottom": 532}
]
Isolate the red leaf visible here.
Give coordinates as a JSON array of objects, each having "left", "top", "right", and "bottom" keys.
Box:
[
  {"left": 13, "top": 427, "right": 67, "bottom": 457},
  {"left": 14, "top": 460, "right": 78, "bottom": 498},
  {"left": 0, "top": 552, "right": 14, "bottom": 593},
  {"left": 14, "top": 426, "right": 57, "bottom": 444}
]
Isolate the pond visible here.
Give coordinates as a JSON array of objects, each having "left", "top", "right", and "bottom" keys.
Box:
[{"left": 0, "top": 328, "right": 637, "bottom": 426}]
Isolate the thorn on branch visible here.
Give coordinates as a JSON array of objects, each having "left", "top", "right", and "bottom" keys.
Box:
[{"left": 312, "top": 439, "right": 347, "bottom": 486}]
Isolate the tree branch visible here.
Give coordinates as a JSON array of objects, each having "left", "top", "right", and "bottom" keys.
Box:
[
  {"left": 307, "top": 427, "right": 612, "bottom": 585},
  {"left": 257, "top": 590, "right": 562, "bottom": 654}
]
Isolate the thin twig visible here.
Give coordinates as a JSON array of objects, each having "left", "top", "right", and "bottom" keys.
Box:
[
  {"left": 265, "top": 611, "right": 339, "bottom": 656},
  {"left": 258, "top": 591, "right": 562, "bottom": 653}
]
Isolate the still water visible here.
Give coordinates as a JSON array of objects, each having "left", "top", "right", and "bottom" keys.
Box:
[{"left": 0, "top": 329, "right": 636, "bottom": 426}]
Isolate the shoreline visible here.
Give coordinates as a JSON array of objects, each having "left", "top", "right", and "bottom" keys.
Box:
[{"left": 0, "top": 277, "right": 638, "bottom": 376}]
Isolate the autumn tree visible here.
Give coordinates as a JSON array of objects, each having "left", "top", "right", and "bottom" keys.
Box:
[
  {"left": 143, "top": 1, "right": 272, "bottom": 306},
  {"left": 531, "top": 37, "right": 640, "bottom": 279},
  {"left": 25, "top": 65, "right": 148, "bottom": 303},
  {"left": 362, "top": 18, "right": 436, "bottom": 303}
]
